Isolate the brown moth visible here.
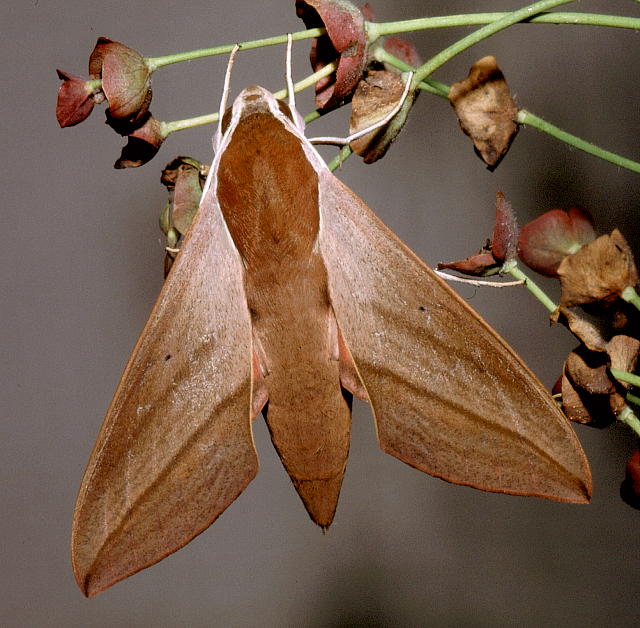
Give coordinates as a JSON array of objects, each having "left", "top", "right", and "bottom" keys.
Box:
[{"left": 71, "top": 59, "right": 592, "bottom": 597}]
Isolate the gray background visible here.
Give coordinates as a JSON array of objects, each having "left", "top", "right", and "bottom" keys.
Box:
[{"left": 4, "top": 1, "right": 640, "bottom": 626}]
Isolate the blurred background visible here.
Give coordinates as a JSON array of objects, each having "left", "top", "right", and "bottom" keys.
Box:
[{"left": 3, "top": 1, "right": 639, "bottom": 626}]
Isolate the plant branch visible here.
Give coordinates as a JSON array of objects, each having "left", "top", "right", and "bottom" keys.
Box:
[
  {"left": 506, "top": 263, "right": 558, "bottom": 313},
  {"left": 611, "top": 368, "right": 640, "bottom": 389},
  {"left": 410, "top": 0, "right": 577, "bottom": 86},
  {"left": 516, "top": 111, "right": 640, "bottom": 174},
  {"left": 618, "top": 405, "right": 640, "bottom": 438},
  {"left": 146, "top": 28, "right": 324, "bottom": 71},
  {"left": 370, "top": 12, "right": 640, "bottom": 39},
  {"left": 622, "top": 285, "right": 640, "bottom": 312}
]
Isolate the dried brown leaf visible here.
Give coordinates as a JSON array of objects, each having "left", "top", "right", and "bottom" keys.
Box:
[
  {"left": 558, "top": 229, "right": 638, "bottom": 307},
  {"left": 449, "top": 56, "right": 518, "bottom": 170},
  {"left": 348, "top": 70, "right": 417, "bottom": 163}
]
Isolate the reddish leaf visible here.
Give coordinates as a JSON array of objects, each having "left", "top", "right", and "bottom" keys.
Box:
[
  {"left": 437, "top": 252, "right": 500, "bottom": 277},
  {"left": 449, "top": 56, "right": 518, "bottom": 170},
  {"left": 518, "top": 207, "right": 596, "bottom": 277},
  {"left": 295, "top": 0, "right": 368, "bottom": 109},
  {"left": 382, "top": 37, "right": 422, "bottom": 69},
  {"left": 56, "top": 69, "right": 101, "bottom": 127},
  {"left": 114, "top": 114, "right": 164, "bottom": 168},
  {"left": 89, "top": 37, "right": 151, "bottom": 123}
]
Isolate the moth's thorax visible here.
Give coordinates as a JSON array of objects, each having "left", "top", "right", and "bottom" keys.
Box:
[{"left": 216, "top": 111, "right": 320, "bottom": 270}]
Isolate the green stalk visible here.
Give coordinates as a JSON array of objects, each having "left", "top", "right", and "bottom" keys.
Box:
[
  {"left": 506, "top": 263, "right": 557, "bottom": 313},
  {"left": 622, "top": 286, "right": 640, "bottom": 312},
  {"left": 611, "top": 368, "right": 640, "bottom": 389},
  {"left": 410, "top": 0, "right": 577, "bottom": 86},
  {"left": 328, "top": 146, "right": 353, "bottom": 172},
  {"left": 370, "top": 12, "right": 640, "bottom": 39},
  {"left": 146, "top": 28, "right": 324, "bottom": 71},
  {"left": 618, "top": 406, "right": 640, "bottom": 438},
  {"left": 517, "top": 111, "right": 640, "bottom": 173}
]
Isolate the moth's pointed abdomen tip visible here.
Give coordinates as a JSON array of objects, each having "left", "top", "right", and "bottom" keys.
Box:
[{"left": 294, "top": 475, "right": 342, "bottom": 529}]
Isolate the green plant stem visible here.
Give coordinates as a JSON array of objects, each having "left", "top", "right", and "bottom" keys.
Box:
[
  {"left": 410, "top": 0, "right": 577, "bottom": 86},
  {"left": 611, "top": 368, "right": 640, "bottom": 389},
  {"left": 327, "top": 146, "right": 353, "bottom": 172},
  {"left": 627, "top": 391, "right": 640, "bottom": 408},
  {"left": 506, "top": 263, "right": 557, "bottom": 313},
  {"left": 516, "top": 110, "right": 640, "bottom": 173},
  {"left": 370, "top": 12, "right": 640, "bottom": 39},
  {"left": 145, "top": 10, "right": 640, "bottom": 71},
  {"left": 145, "top": 28, "right": 324, "bottom": 71},
  {"left": 161, "top": 62, "right": 337, "bottom": 135},
  {"left": 618, "top": 405, "right": 640, "bottom": 438},
  {"left": 622, "top": 285, "right": 640, "bottom": 312}
]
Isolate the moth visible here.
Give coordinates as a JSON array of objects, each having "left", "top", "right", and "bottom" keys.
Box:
[{"left": 72, "top": 47, "right": 591, "bottom": 597}]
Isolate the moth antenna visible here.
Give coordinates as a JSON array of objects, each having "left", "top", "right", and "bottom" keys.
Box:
[
  {"left": 285, "top": 33, "right": 295, "bottom": 112},
  {"left": 213, "top": 43, "right": 241, "bottom": 151},
  {"left": 309, "top": 72, "right": 414, "bottom": 146}
]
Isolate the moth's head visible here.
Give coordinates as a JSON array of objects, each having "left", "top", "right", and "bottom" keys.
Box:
[{"left": 220, "top": 85, "right": 303, "bottom": 135}]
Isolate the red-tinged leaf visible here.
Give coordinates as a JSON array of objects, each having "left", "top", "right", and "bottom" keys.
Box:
[
  {"left": 56, "top": 69, "right": 100, "bottom": 127},
  {"left": 114, "top": 114, "right": 164, "bottom": 169},
  {"left": 518, "top": 207, "right": 596, "bottom": 277},
  {"left": 449, "top": 56, "right": 518, "bottom": 170},
  {"left": 491, "top": 191, "right": 518, "bottom": 262},
  {"left": 558, "top": 229, "right": 638, "bottom": 307},
  {"left": 89, "top": 37, "right": 151, "bottom": 123},
  {"left": 621, "top": 451, "right": 640, "bottom": 510},
  {"left": 437, "top": 252, "right": 500, "bottom": 277},
  {"left": 295, "top": 0, "right": 368, "bottom": 109},
  {"left": 382, "top": 37, "right": 422, "bottom": 69}
]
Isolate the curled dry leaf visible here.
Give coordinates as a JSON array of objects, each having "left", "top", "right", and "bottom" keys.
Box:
[
  {"left": 437, "top": 251, "right": 499, "bottom": 277},
  {"left": 607, "top": 334, "right": 640, "bottom": 375},
  {"left": 348, "top": 70, "right": 418, "bottom": 163},
  {"left": 518, "top": 207, "right": 596, "bottom": 277},
  {"left": 558, "top": 229, "right": 638, "bottom": 307},
  {"left": 449, "top": 56, "right": 518, "bottom": 170},
  {"left": 114, "top": 114, "right": 164, "bottom": 169},
  {"left": 89, "top": 37, "right": 152, "bottom": 124},
  {"left": 295, "top": 0, "right": 368, "bottom": 109},
  {"left": 561, "top": 346, "right": 622, "bottom": 427},
  {"left": 347, "top": 7, "right": 422, "bottom": 163},
  {"left": 621, "top": 451, "right": 640, "bottom": 510},
  {"left": 56, "top": 69, "right": 103, "bottom": 127},
  {"left": 437, "top": 191, "right": 518, "bottom": 276}
]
